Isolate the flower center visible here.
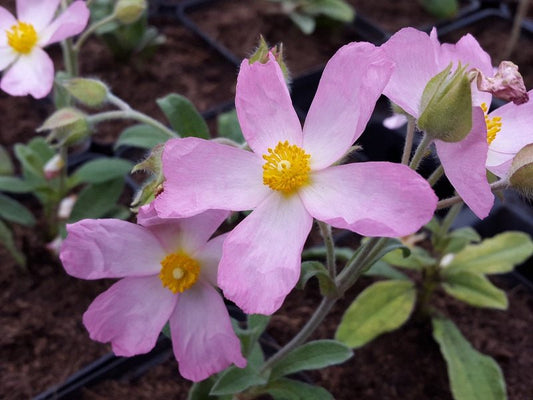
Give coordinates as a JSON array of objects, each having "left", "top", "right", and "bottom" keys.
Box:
[
  {"left": 6, "top": 21, "right": 38, "bottom": 54},
  {"left": 262, "top": 141, "right": 311, "bottom": 194},
  {"left": 481, "top": 102, "right": 502, "bottom": 145},
  {"left": 159, "top": 251, "right": 200, "bottom": 294}
]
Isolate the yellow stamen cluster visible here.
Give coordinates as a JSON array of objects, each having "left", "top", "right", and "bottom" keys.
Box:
[
  {"left": 159, "top": 251, "right": 200, "bottom": 293},
  {"left": 7, "top": 21, "right": 38, "bottom": 54},
  {"left": 481, "top": 102, "right": 502, "bottom": 145},
  {"left": 262, "top": 141, "right": 311, "bottom": 195}
]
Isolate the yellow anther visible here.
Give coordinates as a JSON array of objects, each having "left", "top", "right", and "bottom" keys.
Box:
[
  {"left": 159, "top": 251, "right": 200, "bottom": 293},
  {"left": 262, "top": 141, "right": 311, "bottom": 195},
  {"left": 6, "top": 21, "right": 38, "bottom": 54},
  {"left": 481, "top": 102, "right": 502, "bottom": 145}
]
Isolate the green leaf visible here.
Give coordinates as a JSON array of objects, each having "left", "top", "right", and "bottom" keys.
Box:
[
  {"left": 188, "top": 377, "right": 233, "bottom": 400},
  {"left": 264, "top": 378, "right": 333, "bottom": 400},
  {"left": 270, "top": 340, "right": 352, "bottom": 380},
  {"left": 14, "top": 143, "right": 46, "bottom": 180},
  {"left": 28, "top": 137, "right": 55, "bottom": 161},
  {"left": 69, "top": 158, "right": 133, "bottom": 186},
  {"left": 335, "top": 280, "right": 416, "bottom": 348},
  {"left": 69, "top": 178, "right": 125, "bottom": 222},
  {"left": 289, "top": 12, "right": 316, "bottom": 34},
  {"left": 304, "top": 0, "right": 355, "bottom": 22},
  {"left": 217, "top": 109, "right": 245, "bottom": 144},
  {"left": 441, "top": 271, "right": 508, "bottom": 310},
  {"left": 0, "top": 176, "right": 34, "bottom": 193},
  {"left": 0, "top": 193, "right": 36, "bottom": 226},
  {"left": 297, "top": 261, "right": 337, "bottom": 296},
  {"left": 432, "top": 316, "right": 506, "bottom": 400},
  {"left": 210, "top": 365, "right": 267, "bottom": 396},
  {"left": 157, "top": 94, "right": 209, "bottom": 139},
  {"left": 420, "top": 0, "right": 458, "bottom": 19},
  {"left": 364, "top": 261, "right": 409, "bottom": 280},
  {"left": 114, "top": 124, "right": 170, "bottom": 150},
  {"left": 239, "top": 314, "right": 271, "bottom": 357},
  {"left": 382, "top": 246, "right": 435, "bottom": 270},
  {"left": 0, "top": 219, "right": 26, "bottom": 267},
  {"left": 438, "top": 226, "right": 481, "bottom": 254},
  {"left": 0, "top": 145, "right": 14, "bottom": 175},
  {"left": 445, "top": 232, "right": 533, "bottom": 275}
]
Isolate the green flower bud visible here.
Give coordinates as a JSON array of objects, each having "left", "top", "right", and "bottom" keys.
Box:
[
  {"left": 418, "top": 63, "right": 472, "bottom": 143},
  {"left": 62, "top": 78, "right": 109, "bottom": 108},
  {"left": 38, "top": 108, "right": 90, "bottom": 147},
  {"left": 248, "top": 36, "right": 291, "bottom": 84},
  {"left": 509, "top": 144, "right": 533, "bottom": 199},
  {"left": 131, "top": 144, "right": 165, "bottom": 210},
  {"left": 114, "top": 0, "right": 147, "bottom": 24}
]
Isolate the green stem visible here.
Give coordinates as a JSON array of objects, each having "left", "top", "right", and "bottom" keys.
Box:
[
  {"left": 302, "top": 246, "right": 354, "bottom": 262},
  {"left": 503, "top": 0, "right": 530, "bottom": 60},
  {"left": 73, "top": 14, "right": 117, "bottom": 53},
  {"left": 436, "top": 179, "right": 509, "bottom": 210},
  {"left": 401, "top": 116, "right": 416, "bottom": 165},
  {"left": 317, "top": 221, "right": 336, "bottom": 277},
  {"left": 108, "top": 93, "right": 132, "bottom": 111},
  {"left": 409, "top": 133, "right": 432, "bottom": 171},
  {"left": 415, "top": 263, "right": 439, "bottom": 320},
  {"left": 87, "top": 110, "right": 178, "bottom": 138},
  {"left": 438, "top": 202, "right": 463, "bottom": 238},
  {"left": 427, "top": 165, "right": 444, "bottom": 187}
]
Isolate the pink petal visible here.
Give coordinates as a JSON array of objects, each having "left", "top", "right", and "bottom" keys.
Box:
[
  {"left": 382, "top": 28, "right": 440, "bottom": 118},
  {"left": 436, "top": 107, "right": 494, "bottom": 218},
  {"left": 17, "top": 0, "right": 60, "bottom": 32},
  {"left": 0, "top": 48, "right": 17, "bottom": 71},
  {"left": 487, "top": 91, "right": 533, "bottom": 171},
  {"left": 83, "top": 276, "right": 177, "bottom": 357},
  {"left": 0, "top": 7, "right": 17, "bottom": 46},
  {"left": 235, "top": 54, "right": 303, "bottom": 155},
  {"left": 303, "top": 42, "right": 394, "bottom": 170},
  {"left": 170, "top": 281, "right": 246, "bottom": 382},
  {"left": 155, "top": 137, "right": 269, "bottom": 218},
  {"left": 60, "top": 219, "right": 166, "bottom": 279},
  {"left": 1, "top": 48, "right": 53, "bottom": 98},
  {"left": 195, "top": 233, "right": 227, "bottom": 286},
  {"left": 218, "top": 193, "right": 313, "bottom": 314},
  {"left": 38, "top": 1, "right": 90, "bottom": 46},
  {"left": 300, "top": 163, "right": 437, "bottom": 237}
]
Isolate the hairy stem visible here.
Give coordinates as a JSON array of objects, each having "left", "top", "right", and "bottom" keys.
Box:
[
  {"left": 409, "top": 133, "right": 432, "bottom": 170},
  {"left": 87, "top": 110, "right": 178, "bottom": 138},
  {"left": 401, "top": 116, "right": 416, "bottom": 165},
  {"left": 317, "top": 221, "right": 336, "bottom": 277}
]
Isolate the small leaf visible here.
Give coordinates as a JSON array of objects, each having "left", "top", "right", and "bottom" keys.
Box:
[
  {"left": 0, "top": 177, "right": 34, "bottom": 193},
  {"left": 0, "top": 193, "right": 36, "bottom": 226},
  {"left": 289, "top": 12, "right": 316, "bottom": 34},
  {"left": 209, "top": 365, "right": 266, "bottom": 396},
  {"left": 270, "top": 340, "right": 352, "bottom": 380},
  {"left": 0, "top": 219, "right": 26, "bottom": 267},
  {"left": 420, "top": 0, "right": 458, "bottom": 19},
  {"left": 240, "top": 314, "right": 271, "bottom": 357},
  {"left": 217, "top": 109, "right": 245, "bottom": 144},
  {"left": 336, "top": 280, "right": 416, "bottom": 348},
  {"left": 441, "top": 271, "right": 508, "bottom": 310},
  {"left": 69, "top": 178, "right": 125, "bottom": 222},
  {"left": 445, "top": 232, "right": 533, "bottom": 275},
  {"left": 304, "top": 0, "right": 355, "bottom": 22},
  {"left": 432, "top": 316, "right": 506, "bottom": 400},
  {"left": 297, "top": 261, "right": 337, "bottom": 296},
  {"left": 364, "top": 261, "right": 409, "bottom": 280},
  {"left": 69, "top": 158, "right": 133, "bottom": 186},
  {"left": 382, "top": 247, "right": 435, "bottom": 270},
  {"left": 264, "top": 378, "right": 333, "bottom": 400},
  {"left": 114, "top": 124, "right": 170, "bottom": 150},
  {"left": 157, "top": 94, "right": 209, "bottom": 138},
  {"left": 0, "top": 145, "right": 14, "bottom": 175}
]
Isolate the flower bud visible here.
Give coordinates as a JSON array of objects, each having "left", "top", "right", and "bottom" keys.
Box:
[
  {"left": 62, "top": 78, "right": 109, "bottom": 108},
  {"left": 114, "top": 0, "right": 147, "bottom": 24},
  {"left": 58, "top": 195, "right": 77, "bottom": 220},
  {"left": 248, "top": 36, "right": 290, "bottom": 84},
  {"left": 508, "top": 144, "right": 533, "bottom": 198},
  {"left": 38, "top": 108, "right": 90, "bottom": 147},
  {"left": 131, "top": 144, "right": 165, "bottom": 210},
  {"left": 470, "top": 61, "right": 529, "bottom": 105},
  {"left": 418, "top": 63, "right": 472, "bottom": 142},
  {"left": 43, "top": 153, "right": 65, "bottom": 180}
]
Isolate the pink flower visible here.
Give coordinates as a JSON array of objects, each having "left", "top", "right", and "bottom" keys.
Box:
[
  {"left": 153, "top": 43, "right": 438, "bottom": 315},
  {"left": 60, "top": 209, "right": 246, "bottom": 382},
  {"left": 381, "top": 27, "right": 495, "bottom": 218},
  {"left": 485, "top": 89, "right": 533, "bottom": 178},
  {"left": 0, "top": 0, "right": 89, "bottom": 98}
]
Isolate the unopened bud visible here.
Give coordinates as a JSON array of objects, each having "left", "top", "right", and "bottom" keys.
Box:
[
  {"left": 43, "top": 154, "right": 65, "bottom": 180},
  {"left": 439, "top": 253, "right": 455, "bottom": 268},
  {"left": 58, "top": 195, "right": 77, "bottom": 220},
  {"left": 508, "top": 144, "right": 533, "bottom": 198},
  {"left": 38, "top": 108, "right": 90, "bottom": 147},
  {"left": 470, "top": 61, "right": 529, "bottom": 105},
  {"left": 114, "top": 0, "right": 147, "bottom": 24},
  {"left": 131, "top": 144, "right": 165, "bottom": 210},
  {"left": 418, "top": 63, "right": 472, "bottom": 142},
  {"left": 63, "top": 78, "right": 108, "bottom": 108},
  {"left": 248, "top": 36, "right": 290, "bottom": 84}
]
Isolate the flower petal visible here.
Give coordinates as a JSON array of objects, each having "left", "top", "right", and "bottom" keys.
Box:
[
  {"left": 0, "top": 7, "right": 17, "bottom": 47},
  {"left": 1, "top": 48, "right": 53, "bottom": 98},
  {"left": 83, "top": 276, "right": 176, "bottom": 357},
  {"left": 436, "top": 107, "right": 494, "bottom": 218},
  {"left": 0, "top": 47, "right": 17, "bottom": 71},
  {"left": 17, "top": 0, "right": 60, "bottom": 32},
  {"left": 218, "top": 193, "right": 313, "bottom": 314},
  {"left": 60, "top": 219, "right": 166, "bottom": 279},
  {"left": 38, "top": 1, "right": 90, "bottom": 46},
  {"left": 235, "top": 54, "right": 303, "bottom": 155},
  {"left": 155, "top": 137, "right": 269, "bottom": 218},
  {"left": 303, "top": 42, "right": 394, "bottom": 169},
  {"left": 196, "top": 233, "right": 227, "bottom": 286},
  {"left": 300, "top": 163, "right": 437, "bottom": 237},
  {"left": 487, "top": 91, "right": 533, "bottom": 173},
  {"left": 382, "top": 27, "right": 440, "bottom": 118},
  {"left": 170, "top": 281, "right": 246, "bottom": 382}
]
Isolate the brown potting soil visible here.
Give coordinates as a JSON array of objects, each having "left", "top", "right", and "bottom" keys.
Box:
[{"left": 1, "top": 2, "right": 533, "bottom": 400}]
